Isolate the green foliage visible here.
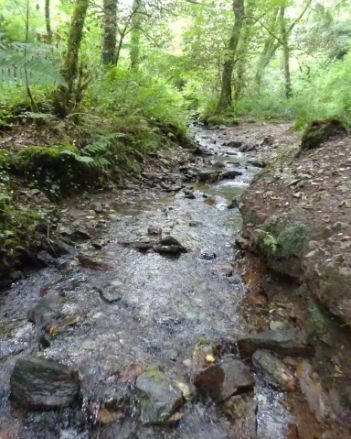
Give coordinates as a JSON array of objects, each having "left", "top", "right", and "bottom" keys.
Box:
[
  {"left": 16, "top": 145, "right": 89, "bottom": 197},
  {"left": 0, "top": 46, "right": 67, "bottom": 89},
  {"left": 254, "top": 216, "right": 312, "bottom": 260}
]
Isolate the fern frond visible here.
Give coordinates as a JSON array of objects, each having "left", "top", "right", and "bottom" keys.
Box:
[{"left": 0, "top": 48, "right": 67, "bottom": 88}]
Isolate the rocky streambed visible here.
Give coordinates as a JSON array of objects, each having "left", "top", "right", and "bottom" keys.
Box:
[{"left": 0, "top": 123, "right": 347, "bottom": 438}]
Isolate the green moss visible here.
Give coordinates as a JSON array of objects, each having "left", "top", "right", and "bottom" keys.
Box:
[
  {"left": 275, "top": 221, "right": 313, "bottom": 258},
  {"left": 300, "top": 118, "right": 347, "bottom": 152},
  {"left": 253, "top": 217, "right": 313, "bottom": 276},
  {"left": 308, "top": 306, "right": 327, "bottom": 331},
  {"left": 242, "top": 210, "right": 257, "bottom": 226}
]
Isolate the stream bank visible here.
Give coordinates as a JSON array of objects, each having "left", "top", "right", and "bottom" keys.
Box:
[{"left": 0, "top": 122, "right": 349, "bottom": 438}]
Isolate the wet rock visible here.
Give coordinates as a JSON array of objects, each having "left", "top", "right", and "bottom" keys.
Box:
[
  {"left": 201, "top": 251, "right": 217, "bottom": 260},
  {"left": 223, "top": 395, "right": 258, "bottom": 438},
  {"left": 189, "top": 220, "right": 202, "bottom": 227},
  {"left": 108, "top": 214, "right": 120, "bottom": 222},
  {"left": 226, "top": 140, "right": 243, "bottom": 148},
  {"left": 240, "top": 143, "right": 255, "bottom": 152},
  {"left": 54, "top": 239, "right": 72, "bottom": 255},
  {"left": 148, "top": 226, "right": 162, "bottom": 236},
  {"left": 238, "top": 330, "right": 314, "bottom": 357},
  {"left": 72, "top": 228, "right": 91, "bottom": 241},
  {"left": 77, "top": 254, "right": 112, "bottom": 271},
  {"left": 91, "top": 202, "right": 104, "bottom": 214},
  {"left": 153, "top": 236, "right": 187, "bottom": 255},
  {"left": 252, "top": 350, "right": 296, "bottom": 391},
  {"left": 136, "top": 372, "right": 183, "bottom": 425},
  {"left": 10, "top": 357, "right": 80, "bottom": 410},
  {"left": 37, "top": 250, "right": 56, "bottom": 267},
  {"left": 96, "top": 287, "right": 122, "bottom": 303},
  {"left": 212, "top": 261, "right": 233, "bottom": 277},
  {"left": 227, "top": 197, "right": 239, "bottom": 209},
  {"left": 198, "top": 170, "right": 220, "bottom": 182},
  {"left": 235, "top": 233, "right": 250, "bottom": 249},
  {"left": 298, "top": 361, "right": 330, "bottom": 422},
  {"left": 184, "top": 189, "right": 196, "bottom": 199},
  {"left": 248, "top": 159, "right": 266, "bottom": 168},
  {"left": 28, "top": 295, "right": 65, "bottom": 330},
  {"left": 194, "top": 357, "right": 255, "bottom": 403},
  {"left": 220, "top": 169, "right": 242, "bottom": 180},
  {"left": 91, "top": 240, "right": 103, "bottom": 250}
]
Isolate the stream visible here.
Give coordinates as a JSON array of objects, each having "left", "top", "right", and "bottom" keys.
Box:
[{"left": 0, "top": 126, "right": 301, "bottom": 438}]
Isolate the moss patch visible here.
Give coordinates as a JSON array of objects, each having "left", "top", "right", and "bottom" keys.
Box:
[
  {"left": 253, "top": 217, "right": 313, "bottom": 277},
  {"left": 300, "top": 118, "right": 347, "bottom": 152}
]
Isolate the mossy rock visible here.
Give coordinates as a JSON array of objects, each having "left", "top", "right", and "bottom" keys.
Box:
[
  {"left": 253, "top": 217, "right": 313, "bottom": 278},
  {"left": 300, "top": 119, "right": 347, "bottom": 152}
]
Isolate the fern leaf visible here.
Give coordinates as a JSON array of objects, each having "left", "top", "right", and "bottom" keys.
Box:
[{"left": 0, "top": 49, "right": 67, "bottom": 89}]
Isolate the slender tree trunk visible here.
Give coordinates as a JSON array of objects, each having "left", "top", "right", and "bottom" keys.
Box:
[
  {"left": 130, "top": 0, "right": 141, "bottom": 69},
  {"left": 115, "top": 32, "right": 126, "bottom": 67},
  {"left": 233, "top": 1, "right": 255, "bottom": 103},
  {"left": 45, "top": 0, "right": 52, "bottom": 44},
  {"left": 255, "top": 39, "right": 280, "bottom": 88},
  {"left": 279, "top": 5, "right": 292, "bottom": 99},
  {"left": 255, "top": 8, "right": 280, "bottom": 89},
  {"left": 54, "top": 0, "right": 89, "bottom": 116},
  {"left": 24, "top": 0, "right": 39, "bottom": 113},
  {"left": 102, "top": 0, "right": 118, "bottom": 65},
  {"left": 216, "top": 0, "right": 245, "bottom": 113}
]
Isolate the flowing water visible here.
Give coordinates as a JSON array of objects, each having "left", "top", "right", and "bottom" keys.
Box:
[{"left": 0, "top": 127, "right": 297, "bottom": 438}]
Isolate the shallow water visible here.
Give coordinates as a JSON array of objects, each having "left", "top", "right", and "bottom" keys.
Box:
[{"left": 0, "top": 127, "right": 295, "bottom": 438}]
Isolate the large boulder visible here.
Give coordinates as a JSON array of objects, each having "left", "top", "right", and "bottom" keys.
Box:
[
  {"left": 136, "top": 372, "right": 183, "bottom": 425},
  {"left": 194, "top": 357, "right": 255, "bottom": 403},
  {"left": 301, "top": 119, "right": 347, "bottom": 152},
  {"left": 238, "top": 330, "right": 314, "bottom": 358},
  {"left": 10, "top": 357, "right": 81, "bottom": 410}
]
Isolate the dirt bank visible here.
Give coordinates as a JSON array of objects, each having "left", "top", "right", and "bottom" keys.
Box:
[{"left": 237, "top": 122, "right": 351, "bottom": 436}]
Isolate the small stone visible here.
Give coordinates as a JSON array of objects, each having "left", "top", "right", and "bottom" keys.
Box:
[
  {"left": 91, "top": 202, "right": 103, "bottom": 213},
  {"left": 227, "top": 198, "right": 239, "bottom": 209},
  {"left": 238, "top": 330, "right": 314, "bottom": 357},
  {"left": 148, "top": 226, "right": 162, "bottom": 236},
  {"left": 252, "top": 350, "right": 296, "bottom": 391},
  {"left": 332, "top": 221, "right": 347, "bottom": 232},
  {"left": 198, "top": 170, "right": 220, "bottom": 182},
  {"left": 97, "top": 287, "right": 122, "bottom": 303},
  {"left": 37, "top": 251, "right": 56, "bottom": 267},
  {"left": 194, "top": 357, "right": 255, "bottom": 403},
  {"left": 220, "top": 169, "right": 242, "bottom": 180},
  {"left": 136, "top": 373, "right": 183, "bottom": 425},
  {"left": 201, "top": 251, "right": 217, "bottom": 260}
]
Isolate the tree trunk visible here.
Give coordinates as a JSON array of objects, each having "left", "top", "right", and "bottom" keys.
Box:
[
  {"left": 255, "top": 8, "right": 280, "bottom": 89},
  {"left": 54, "top": 0, "right": 89, "bottom": 117},
  {"left": 279, "top": 5, "right": 292, "bottom": 99},
  {"left": 233, "top": 1, "right": 255, "bottom": 103},
  {"left": 255, "top": 39, "right": 280, "bottom": 88},
  {"left": 216, "top": 0, "right": 245, "bottom": 113},
  {"left": 130, "top": 0, "right": 141, "bottom": 68},
  {"left": 102, "top": 0, "right": 118, "bottom": 65},
  {"left": 45, "top": 0, "right": 52, "bottom": 44}
]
